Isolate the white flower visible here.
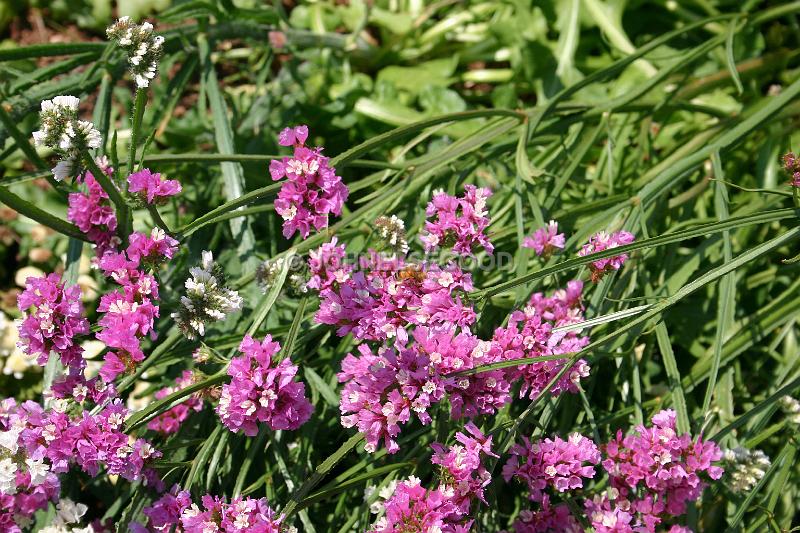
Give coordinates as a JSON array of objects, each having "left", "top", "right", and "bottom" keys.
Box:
[
  {"left": 25, "top": 458, "right": 50, "bottom": 486},
  {"left": 0, "top": 427, "right": 21, "bottom": 454},
  {"left": 0, "top": 458, "right": 18, "bottom": 494}
]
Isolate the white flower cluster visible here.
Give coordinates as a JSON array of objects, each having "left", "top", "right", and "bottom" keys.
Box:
[
  {"left": 363, "top": 480, "right": 399, "bottom": 515},
  {"left": 39, "top": 498, "right": 94, "bottom": 533},
  {"left": 0, "top": 425, "right": 50, "bottom": 495},
  {"left": 32, "top": 95, "right": 102, "bottom": 181},
  {"left": 780, "top": 395, "right": 800, "bottom": 425},
  {"left": 723, "top": 446, "right": 771, "bottom": 493},
  {"left": 255, "top": 257, "right": 308, "bottom": 295},
  {"left": 106, "top": 17, "right": 164, "bottom": 88},
  {"left": 172, "top": 251, "right": 243, "bottom": 340},
  {"left": 375, "top": 215, "right": 409, "bottom": 254}
]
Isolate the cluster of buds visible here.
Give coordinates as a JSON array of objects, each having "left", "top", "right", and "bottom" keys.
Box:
[
  {"left": 32, "top": 95, "right": 102, "bottom": 181},
  {"left": 171, "top": 251, "right": 243, "bottom": 340},
  {"left": 723, "top": 447, "right": 770, "bottom": 493},
  {"left": 374, "top": 215, "right": 409, "bottom": 255},
  {"left": 106, "top": 17, "right": 164, "bottom": 88},
  {"left": 779, "top": 395, "right": 800, "bottom": 425},
  {"left": 255, "top": 256, "right": 308, "bottom": 295}
]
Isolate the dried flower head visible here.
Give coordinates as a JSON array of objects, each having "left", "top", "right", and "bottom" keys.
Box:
[
  {"left": 374, "top": 215, "right": 409, "bottom": 255},
  {"left": 723, "top": 447, "right": 770, "bottom": 493},
  {"left": 32, "top": 95, "right": 102, "bottom": 181},
  {"left": 171, "top": 251, "right": 243, "bottom": 340},
  {"left": 106, "top": 17, "right": 164, "bottom": 88}
]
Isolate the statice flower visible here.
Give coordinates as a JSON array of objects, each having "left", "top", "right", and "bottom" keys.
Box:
[
  {"left": 68, "top": 165, "right": 120, "bottom": 257},
  {"left": 578, "top": 230, "right": 635, "bottom": 282},
  {"left": 723, "top": 447, "right": 770, "bottom": 493},
  {"left": 127, "top": 168, "right": 182, "bottom": 205},
  {"left": 106, "top": 17, "right": 164, "bottom": 88},
  {"left": 420, "top": 185, "right": 493, "bottom": 256},
  {"left": 172, "top": 251, "right": 243, "bottom": 340},
  {"left": 491, "top": 280, "right": 590, "bottom": 401},
  {"left": 368, "top": 477, "right": 461, "bottom": 533},
  {"left": 96, "top": 229, "right": 176, "bottom": 382},
  {"left": 503, "top": 433, "right": 600, "bottom": 501},
  {"left": 523, "top": 221, "right": 565, "bottom": 259},
  {"left": 783, "top": 152, "right": 800, "bottom": 187},
  {"left": 306, "top": 237, "right": 352, "bottom": 291},
  {"left": 316, "top": 252, "right": 475, "bottom": 342},
  {"left": 269, "top": 125, "right": 349, "bottom": 239},
  {"left": 430, "top": 423, "right": 498, "bottom": 514},
  {"left": 50, "top": 370, "right": 116, "bottom": 405},
  {"left": 138, "top": 485, "right": 289, "bottom": 532},
  {"left": 374, "top": 215, "right": 410, "bottom": 255},
  {"left": 598, "top": 409, "right": 723, "bottom": 531},
  {"left": 779, "top": 395, "right": 800, "bottom": 425},
  {"left": 147, "top": 371, "right": 204, "bottom": 434},
  {"left": 32, "top": 95, "right": 102, "bottom": 181},
  {"left": 216, "top": 335, "right": 312, "bottom": 436},
  {"left": 255, "top": 256, "right": 309, "bottom": 296},
  {"left": 16, "top": 273, "right": 89, "bottom": 371},
  {"left": 511, "top": 496, "right": 582, "bottom": 533}
]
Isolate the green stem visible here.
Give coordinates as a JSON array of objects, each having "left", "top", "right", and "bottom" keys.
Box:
[
  {"left": 0, "top": 185, "right": 89, "bottom": 241},
  {"left": 129, "top": 88, "right": 148, "bottom": 176},
  {"left": 83, "top": 154, "right": 132, "bottom": 243}
]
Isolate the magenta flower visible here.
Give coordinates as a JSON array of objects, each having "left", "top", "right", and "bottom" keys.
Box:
[
  {"left": 127, "top": 168, "right": 182, "bottom": 205},
  {"left": 306, "top": 237, "right": 352, "bottom": 291},
  {"left": 783, "top": 152, "right": 800, "bottom": 187},
  {"left": 512, "top": 495, "right": 582, "bottom": 533},
  {"left": 597, "top": 409, "right": 724, "bottom": 531},
  {"left": 216, "top": 334, "right": 313, "bottom": 436},
  {"left": 368, "top": 478, "right": 461, "bottom": 533},
  {"left": 503, "top": 433, "right": 601, "bottom": 501},
  {"left": 523, "top": 221, "right": 565, "bottom": 258},
  {"left": 269, "top": 125, "right": 348, "bottom": 239},
  {"left": 126, "top": 228, "right": 179, "bottom": 266},
  {"left": 67, "top": 168, "right": 119, "bottom": 257},
  {"left": 139, "top": 486, "right": 285, "bottom": 532},
  {"left": 147, "top": 371, "right": 204, "bottom": 435},
  {"left": 420, "top": 185, "right": 494, "bottom": 256},
  {"left": 578, "top": 230, "right": 635, "bottom": 282},
  {"left": 16, "top": 273, "right": 89, "bottom": 370}
]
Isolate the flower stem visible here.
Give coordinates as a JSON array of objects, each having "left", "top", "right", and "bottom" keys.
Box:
[
  {"left": 83, "top": 154, "right": 132, "bottom": 244},
  {"left": 129, "top": 88, "right": 147, "bottom": 176}
]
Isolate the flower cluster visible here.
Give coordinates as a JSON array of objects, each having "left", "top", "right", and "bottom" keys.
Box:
[
  {"left": 106, "top": 17, "right": 164, "bottom": 88},
  {"left": 216, "top": 335, "right": 313, "bottom": 436},
  {"left": 374, "top": 215, "right": 409, "bottom": 255},
  {"left": 255, "top": 256, "right": 308, "bottom": 295},
  {"left": 97, "top": 228, "right": 178, "bottom": 382},
  {"left": 16, "top": 273, "right": 89, "bottom": 370},
  {"left": 723, "top": 447, "right": 770, "bottom": 493},
  {"left": 127, "top": 168, "right": 182, "bottom": 205},
  {"left": 147, "top": 371, "right": 205, "bottom": 435},
  {"left": 503, "top": 433, "right": 601, "bottom": 501},
  {"left": 172, "top": 251, "right": 243, "bottom": 340},
  {"left": 783, "top": 152, "right": 800, "bottom": 187},
  {"left": 779, "top": 395, "right": 800, "bottom": 425},
  {"left": 370, "top": 424, "right": 496, "bottom": 532},
  {"left": 317, "top": 251, "right": 475, "bottom": 342},
  {"left": 510, "top": 496, "right": 582, "bottom": 533},
  {"left": 269, "top": 125, "right": 349, "bottom": 239},
  {"left": 68, "top": 164, "right": 120, "bottom": 257},
  {"left": 592, "top": 409, "right": 723, "bottom": 532},
  {"left": 578, "top": 230, "right": 635, "bottom": 281},
  {"left": 305, "top": 237, "right": 351, "bottom": 292},
  {"left": 420, "top": 185, "right": 494, "bottom": 256},
  {"left": 32, "top": 95, "right": 102, "bottom": 181},
  {"left": 38, "top": 498, "right": 97, "bottom": 533},
  {"left": 136, "top": 486, "right": 290, "bottom": 532},
  {"left": 523, "top": 221, "right": 565, "bottom": 259}
]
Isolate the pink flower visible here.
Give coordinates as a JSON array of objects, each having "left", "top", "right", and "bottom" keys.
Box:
[
  {"left": 523, "top": 221, "right": 565, "bottom": 258},
  {"left": 368, "top": 478, "right": 463, "bottom": 533},
  {"left": 578, "top": 231, "right": 635, "bottom": 282},
  {"left": 306, "top": 237, "right": 352, "bottom": 291},
  {"left": 127, "top": 168, "right": 182, "bottom": 205},
  {"left": 270, "top": 125, "right": 348, "bottom": 239},
  {"left": 783, "top": 152, "right": 800, "bottom": 187},
  {"left": 126, "top": 228, "right": 179, "bottom": 266},
  {"left": 16, "top": 273, "right": 89, "bottom": 370},
  {"left": 216, "top": 335, "right": 313, "bottom": 436},
  {"left": 420, "top": 185, "right": 494, "bottom": 256},
  {"left": 512, "top": 495, "right": 582, "bottom": 533},
  {"left": 503, "top": 433, "right": 601, "bottom": 501},
  {"left": 139, "top": 486, "right": 285, "bottom": 532},
  {"left": 147, "top": 371, "right": 204, "bottom": 434},
  {"left": 596, "top": 409, "right": 724, "bottom": 531},
  {"left": 68, "top": 169, "right": 119, "bottom": 257}
]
